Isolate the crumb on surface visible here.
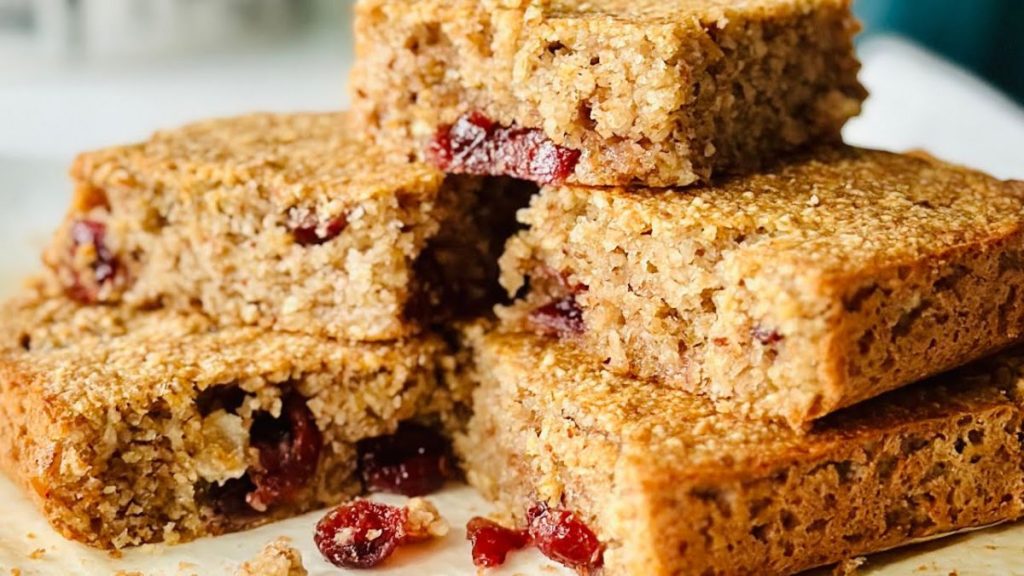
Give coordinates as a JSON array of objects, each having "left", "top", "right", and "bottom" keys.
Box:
[
  {"left": 833, "top": 557, "right": 867, "bottom": 575},
  {"left": 234, "top": 537, "right": 307, "bottom": 576},
  {"left": 404, "top": 497, "right": 450, "bottom": 541},
  {"left": 27, "top": 548, "right": 45, "bottom": 560}
]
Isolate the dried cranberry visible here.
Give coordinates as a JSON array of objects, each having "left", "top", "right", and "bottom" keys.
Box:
[
  {"left": 529, "top": 296, "right": 585, "bottom": 337},
  {"left": 289, "top": 210, "right": 348, "bottom": 246},
  {"left": 527, "top": 503, "right": 604, "bottom": 571},
  {"left": 357, "top": 423, "right": 452, "bottom": 497},
  {"left": 246, "top": 393, "right": 323, "bottom": 511},
  {"left": 315, "top": 500, "right": 408, "bottom": 569},
  {"left": 466, "top": 517, "right": 530, "bottom": 568},
  {"left": 67, "top": 219, "right": 119, "bottom": 303},
  {"left": 428, "top": 112, "right": 581, "bottom": 184},
  {"left": 753, "top": 326, "right": 784, "bottom": 345}
]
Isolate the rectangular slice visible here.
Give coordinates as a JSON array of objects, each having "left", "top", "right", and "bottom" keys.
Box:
[
  {"left": 0, "top": 282, "right": 468, "bottom": 549},
  {"left": 498, "top": 146, "right": 1024, "bottom": 426},
  {"left": 458, "top": 328, "right": 1024, "bottom": 576},
  {"left": 45, "top": 112, "right": 529, "bottom": 341},
  {"left": 350, "top": 0, "right": 866, "bottom": 187}
]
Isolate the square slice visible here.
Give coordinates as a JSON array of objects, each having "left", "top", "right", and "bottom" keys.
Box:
[
  {"left": 498, "top": 146, "right": 1024, "bottom": 426},
  {"left": 45, "top": 112, "right": 529, "bottom": 341},
  {"left": 0, "top": 283, "right": 468, "bottom": 549},
  {"left": 351, "top": 0, "right": 866, "bottom": 187},
  {"left": 458, "top": 328, "right": 1024, "bottom": 576}
]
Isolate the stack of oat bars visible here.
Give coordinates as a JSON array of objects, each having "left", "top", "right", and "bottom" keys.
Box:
[{"left": 2, "top": 1, "right": 1024, "bottom": 575}]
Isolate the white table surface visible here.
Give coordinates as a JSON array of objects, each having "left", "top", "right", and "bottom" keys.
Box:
[{"left": 0, "top": 33, "right": 1023, "bottom": 576}]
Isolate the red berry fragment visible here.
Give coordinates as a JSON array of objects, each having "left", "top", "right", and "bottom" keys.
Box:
[
  {"left": 753, "top": 326, "right": 784, "bottom": 345},
  {"left": 246, "top": 393, "right": 323, "bottom": 511},
  {"left": 315, "top": 500, "right": 408, "bottom": 569},
  {"left": 428, "top": 112, "right": 581, "bottom": 184},
  {"left": 527, "top": 503, "right": 604, "bottom": 572},
  {"left": 67, "top": 219, "right": 120, "bottom": 303},
  {"left": 529, "top": 296, "right": 585, "bottom": 337},
  {"left": 467, "top": 517, "right": 530, "bottom": 568},
  {"left": 357, "top": 423, "right": 453, "bottom": 497},
  {"left": 289, "top": 210, "right": 348, "bottom": 246}
]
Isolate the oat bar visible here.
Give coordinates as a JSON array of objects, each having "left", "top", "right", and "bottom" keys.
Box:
[
  {"left": 458, "top": 328, "right": 1024, "bottom": 576},
  {"left": 0, "top": 283, "right": 468, "bottom": 549},
  {"left": 351, "top": 0, "right": 866, "bottom": 187},
  {"left": 498, "top": 146, "right": 1024, "bottom": 426},
  {"left": 45, "top": 112, "right": 529, "bottom": 341}
]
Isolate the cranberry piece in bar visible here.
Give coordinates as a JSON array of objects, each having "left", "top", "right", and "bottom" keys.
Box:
[
  {"left": 529, "top": 296, "right": 585, "bottom": 337},
  {"left": 315, "top": 500, "right": 408, "bottom": 569},
  {"left": 499, "top": 127, "right": 581, "bottom": 185},
  {"left": 246, "top": 393, "right": 323, "bottom": 511},
  {"left": 467, "top": 517, "right": 530, "bottom": 568},
  {"left": 428, "top": 112, "right": 581, "bottom": 185},
  {"left": 357, "top": 423, "right": 453, "bottom": 497},
  {"left": 753, "top": 326, "right": 784, "bottom": 346},
  {"left": 289, "top": 210, "right": 348, "bottom": 246},
  {"left": 67, "top": 219, "right": 120, "bottom": 303},
  {"left": 527, "top": 503, "right": 604, "bottom": 572}
]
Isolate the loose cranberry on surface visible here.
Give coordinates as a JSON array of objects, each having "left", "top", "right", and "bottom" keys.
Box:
[
  {"left": 527, "top": 503, "right": 604, "bottom": 572},
  {"left": 466, "top": 517, "right": 530, "bottom": 568},
  {"left": 529, "top": 295, "right": 585, "bottom": 337},
  {"left": 289, "top": 210, "right": 348, "bottom": 246},
  {"left": 67, "top": 218, "right": 120, "bottom": 303},
  {"left": 315, "top": 498, "right": 448, "bottom": 569},
  {"left": 315, "top": 500, "right": 408, "bottom": 569},
  {"left": 246, "top": 393, "right": 323, "bottom": 512},
  {"left": 428, "top": 112, "right": 581, "bottom": 185},
  {"left": 357, "top": 423, "right": 453, "bottom": 497}
]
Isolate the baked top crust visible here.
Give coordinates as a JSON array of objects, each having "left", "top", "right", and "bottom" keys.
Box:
[
  {"left": 0, "top": 281, "right": 446, "bottom": 414},
  {"left": 516, "top": 0, "right": 849, "bottom": 21},
  {"left": 474, "top": 329, "right": 1024, "bottom": 476},
  {"left": 71, "top": 112, "right": 443, "bottom": 207},
  {"left": 551, "top": 147, "right": 1024, "bottom": 279}
]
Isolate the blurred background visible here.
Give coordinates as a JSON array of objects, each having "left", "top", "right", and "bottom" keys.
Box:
[
  {"left": 0, "top": 0, "right": 1021, "bottom": 157},
  {"left": 857, "top": 0, "right": 1023, "bottom": 103},
  {"left": 1, "top": 1, "right": 1020, "bottom": 96}
]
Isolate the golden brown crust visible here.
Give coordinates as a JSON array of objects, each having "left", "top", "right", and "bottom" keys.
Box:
[
  {"left": 458, "top": 328, "right": 1024, "bottom": 576},
  {"left": 45, "top": 113, "right": 527, "bottom": 340},
  {"left": 498, "top": 146, "right": 1024, "bottom": 427},
  {"left": 0, "top": 283, "right": 469, "bottom": 549},
  {"left": 351, "top": 0, "right": 866, "bottom": 186}
]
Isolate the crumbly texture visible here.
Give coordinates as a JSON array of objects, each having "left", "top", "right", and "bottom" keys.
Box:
[
  {"left": 404, "top": 497, "right": 450, "bottom": 540},
  {"left": 832, "top": 557, "right": 867, "bottom": 576},
  {"left": 458, "top": 328, "right": 1024, "bottom": 576},
  {"left": 0, "top": 281, "right": 470, "bottom": 549},
  {"left": 498, "top": 146, "right": 1024, "bottom": 427},
  {"left": 351, "top": 0, "right": 866, "bottom": 187},
  {"left": 235, "top": 538, "right": 307, "bottom": 576},
  {"left": 45, "top": 112, "right": 529, "bottom": 341}
]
